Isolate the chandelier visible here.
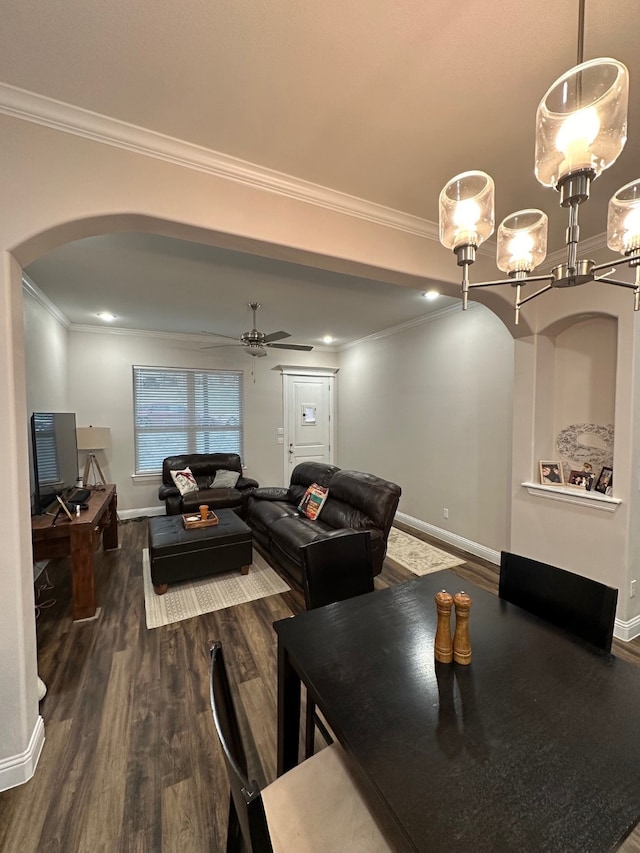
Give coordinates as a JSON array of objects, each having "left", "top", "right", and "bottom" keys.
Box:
[{"left": 438, "top": 3, "right": 640, "bottom": 324}]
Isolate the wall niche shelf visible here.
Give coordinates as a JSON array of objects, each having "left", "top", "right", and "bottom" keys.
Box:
[{"left": 522, "top": 482, "right": 621, "bottom": 512}]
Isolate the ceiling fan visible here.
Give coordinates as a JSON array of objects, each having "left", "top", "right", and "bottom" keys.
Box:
[{"left": 201, "top": 302, "right": 313, "bottom": 358}]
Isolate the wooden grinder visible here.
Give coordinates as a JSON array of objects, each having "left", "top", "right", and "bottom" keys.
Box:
[
  {"left": 434, "top": 590, "right": 454, "bottom": 663},
  {"left": 453, "top": 591, "right": 472, "bottom": 665}
]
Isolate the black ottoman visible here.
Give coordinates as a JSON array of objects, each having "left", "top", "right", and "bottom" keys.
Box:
[{"left": 148, "top": 509, "right": 253, "bottom": 594}]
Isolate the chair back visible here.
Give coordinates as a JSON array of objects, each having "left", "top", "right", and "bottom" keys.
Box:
[
  {"left": 499, "top": 551, "right": 618, "bottom": 652},
  {"left": 209, "top": 642, "right": 273, "bottom": 852},
  {"left": 300, "top": 531, "right": 374, "bottom": 610}
]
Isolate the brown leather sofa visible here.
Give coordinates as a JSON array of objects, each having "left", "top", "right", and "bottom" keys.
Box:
[
  {"left": 246, "top": 461, "right": 401, "bottom": 587},
  {"left": 158, "top": 453, "right": 259, "bottom": 517}
]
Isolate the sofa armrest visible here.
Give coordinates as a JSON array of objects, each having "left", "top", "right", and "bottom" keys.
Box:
[
  {"left": 237, "top": 476, "right": 259, "bottom": 490},
  {"left": 159, "top": 484, "right": 180, "bottom": 500},
  {"left": 251, "top": 486, "right": 290, "bottom": 501}
]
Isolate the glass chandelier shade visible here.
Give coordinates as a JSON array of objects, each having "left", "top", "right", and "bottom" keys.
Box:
[
  {"left": 535, "top": 58, "right": 629, "bottom": 188},
  {"left": 439, "top": 170, "right": 495, "bottom": 251},
  {"left": 497, "top": 210, "right": 548, "bottom": 274},
  {"left": 607, "top": 179, "right": 640, "bottom": 254}
]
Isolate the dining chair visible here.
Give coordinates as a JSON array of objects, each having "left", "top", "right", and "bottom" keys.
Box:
[
  {"left": 208, "top": 641, "right": 394, "bottom": 853},
  {"left": 300, "top": 530, "right": 374, "bottom": 757},
  {"left": 499, "top": 551, "right": 618, "bottom": 652}
]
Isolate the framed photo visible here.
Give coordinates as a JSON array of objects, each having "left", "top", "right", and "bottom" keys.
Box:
[
  {"left": 594, "top": 466, "right": 613, "bottom": 495},
  {"left": 539, "top": 461, "right": 564, "bottom": 486},
  {"left": 568, "top": 469, "right": 594, "bottom": 490}
]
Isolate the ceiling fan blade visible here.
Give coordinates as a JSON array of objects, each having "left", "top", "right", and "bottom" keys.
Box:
[
  {"left": 266, "top": 343, "right": 314, "bottom": 351},
  {"left": 263, "top": 330, "right": 291, "bottom": 343},
  {"left": 200, "top": 330, "right": 240, "bottom": 341}
]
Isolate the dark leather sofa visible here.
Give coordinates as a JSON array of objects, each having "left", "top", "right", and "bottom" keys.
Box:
[
  {"left": 246, "top": 461, "right": 401, "bottom": 587},
  {"left": 158, "top": 453, "right": 259, "bottom": 516}
]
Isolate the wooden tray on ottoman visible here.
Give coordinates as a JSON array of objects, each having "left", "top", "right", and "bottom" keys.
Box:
[{"left": 182, "top": 511, "right": 219, "bottom": 529}]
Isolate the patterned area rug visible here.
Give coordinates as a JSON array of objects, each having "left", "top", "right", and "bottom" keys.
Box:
[
  {"left": 386, "top": 528, "right": 465, "bottom": 576},
  {"left": 142, "top": 548, "right": 290, "bottom": 629}
]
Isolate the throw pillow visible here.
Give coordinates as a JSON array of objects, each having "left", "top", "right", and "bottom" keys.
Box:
[
  {"left": 298, "top": 483, "right": 329, "bottom": 520},
  {"left": 212, "top": 469, "right": 241, "bottom": 489},
  {"left": 170, "top": 466, "right": 199, "bottom": 496}
]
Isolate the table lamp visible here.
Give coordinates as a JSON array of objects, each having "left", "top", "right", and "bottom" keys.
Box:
[{"left": 76, "top": 426, "right": 111, "bottom": 488}]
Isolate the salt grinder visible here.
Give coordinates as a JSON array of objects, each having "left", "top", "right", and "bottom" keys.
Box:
[
  {"left": 453, "top": 591, "right": 472, "bottom": 665},
  {"left": 434, "top": 590, "right": 454, "bottom": 663}
]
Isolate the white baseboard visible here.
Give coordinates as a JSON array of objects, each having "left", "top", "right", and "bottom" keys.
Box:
[
  {"left": 614, "top": 614, "right": 640, "bottom": 642},
  {"left": 395, "top": 511, "right": 501, "bottom": 565},
  {"left": 118, "top": 506, "right": 164, "bottom": 520},
  {"left": 0, "top": 715, "right": 45, "bottom": 792}
]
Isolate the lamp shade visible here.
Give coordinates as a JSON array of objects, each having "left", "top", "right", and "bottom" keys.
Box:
[
  {"left": 607, "top": 179, "right": 640, "bottom": 255},
  {"left": 497, "top": 209, "right": 548, "bottom": 274},
  {"left": 76, "top": 426, "right": 111, "bottom": 450},
  {"left": 535, "top": 58, "right": 629, "bottom": 188},
  {"left": 439, "top": 170, "right": 495, "bottom": 251}
]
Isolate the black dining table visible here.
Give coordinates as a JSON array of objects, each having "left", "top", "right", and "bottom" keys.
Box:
[{"left": 274, "top": 569, "right": 640, "bottom": 853}]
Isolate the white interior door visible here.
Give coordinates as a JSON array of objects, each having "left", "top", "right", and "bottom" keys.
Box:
[{"left": 284, "top": 373, "right": 335, "bottom": 482}]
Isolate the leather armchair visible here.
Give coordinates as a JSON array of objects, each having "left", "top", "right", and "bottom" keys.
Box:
[{"left": 158, "top": 453, "right": 259, "bottom": 517}]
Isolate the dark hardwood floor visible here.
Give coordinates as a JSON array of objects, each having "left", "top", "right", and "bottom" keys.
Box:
[{"left": 1, "top": 518, "right": 639, "bottom": 852}]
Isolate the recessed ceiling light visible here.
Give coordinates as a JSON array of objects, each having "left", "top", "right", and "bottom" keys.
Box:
[
  {"left": 322, "top": 335, "right": 334, "bottom": 344},
  {"left": 422, "top": 290, "right": 439, "bottom": 301},
  {"left": 96, "top": 312, "right": 117, "bottom": 322}
]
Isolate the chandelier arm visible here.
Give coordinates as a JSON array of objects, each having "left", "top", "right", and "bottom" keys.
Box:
[
  {"left": 515, "top": 283, "right": 554, "bottom": 309},
  {"left": 593, "top": 256, "right": 640, "bottom": 275},
  {"left": 595, "top": 276, "right": 640, "bottom": 290},
  {"left": 465, "top": 273, "right": 554, "bottom": 291}
]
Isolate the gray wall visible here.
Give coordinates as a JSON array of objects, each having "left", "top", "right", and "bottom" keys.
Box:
[{"left": 337, "top": 304, "right": 514, "bottom": 553}]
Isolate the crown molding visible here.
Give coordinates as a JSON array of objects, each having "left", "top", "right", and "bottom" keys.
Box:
[
  {"left": 339, "top": 301, "right": 466, "bottom": 351},
  {"left": 22, "top": 273, "right": 71, "bottom": 327},
  {"left": 0, "top": 82, "right": 440, "bottom": 241}
]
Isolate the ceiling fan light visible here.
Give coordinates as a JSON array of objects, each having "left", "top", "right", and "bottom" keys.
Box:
[
  {"left": 607, "top": 179, "right": 640, "bottom": 255},
  {"left": 535, "top": 58, "right": 629, "bottom": 188},
  {"left": 439, "top": 171, "right": 495, "bottom": 251},
  {"left": 497, "top": 209, "right": 548, "bottom": 274}
]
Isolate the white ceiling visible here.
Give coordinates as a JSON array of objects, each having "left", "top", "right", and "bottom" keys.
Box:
[{"left": 5, "top": 0, "right": 640, "bottom": 342}]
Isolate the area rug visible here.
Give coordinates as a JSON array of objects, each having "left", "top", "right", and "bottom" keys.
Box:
[
  {"left": 386, "top": 527, "right": 465, "bottom": 576},
  {"left": 142, "top": 548, "right": 290, "bottom": 629}
]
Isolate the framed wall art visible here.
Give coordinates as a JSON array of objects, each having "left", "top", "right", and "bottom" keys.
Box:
[
  {"left": 539, "top": 461, "right": 564, "bottom": 486},
  {"left": 594, "top": 466, "right": 613, "bottom": 495}
]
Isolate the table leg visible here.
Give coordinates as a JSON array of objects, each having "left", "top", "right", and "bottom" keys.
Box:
[
  {"left": 69, "top": 525, "right": 96, "bottom": 620},
  {"left": 277, "top": 637, "right": 301, "bottom": 776},
  {"left": 103, "top": 492, "right": 119, "bottom": 551}
]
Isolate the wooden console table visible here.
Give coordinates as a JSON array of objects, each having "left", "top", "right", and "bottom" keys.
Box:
[{"left": 31, "top": 484, "right": 118, "bottom": 620}]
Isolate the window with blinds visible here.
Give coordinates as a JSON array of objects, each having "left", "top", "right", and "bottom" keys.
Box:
[
  {"left": 32, "top": 412, "right": 60, "bottom": 484},
  {"left": 133, "top": 366, "right": 243, "bottom": 474}
]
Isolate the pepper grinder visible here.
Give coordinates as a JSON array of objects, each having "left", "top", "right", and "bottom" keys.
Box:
[
  {"left": 453, "top": 591, "right": 472, "bottom": 665},
  {"left": 434, "top": 590, "right": 454, "bottom": 663}
]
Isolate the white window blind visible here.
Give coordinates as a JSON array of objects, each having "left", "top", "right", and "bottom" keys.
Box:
[
  {"left": 32, "top": 412, "right": 60, "bottom": 484},
  {"left": 133, "top": 366, "right": 243, "bottom": 474}
]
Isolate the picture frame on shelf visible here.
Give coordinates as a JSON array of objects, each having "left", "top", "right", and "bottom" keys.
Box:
[
  {"left": 594, "top": 466, "right": 613, "bottom": 495},
  {"left": 539, "top": 461, "right": 564, "bottom": 486},
  {"left": 568, "top": 470, "right": 595, "bottom": 490}
]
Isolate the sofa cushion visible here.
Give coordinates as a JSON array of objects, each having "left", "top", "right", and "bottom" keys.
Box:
[
  {"left": 327, "top": 470, "right": 401, "bottom": 534},
  {"left": 248, "top": 499, "right": 299, "bottom": 536},
  {"left": 181, "top": 488, "right": 243, "bottom": 511},
  {"left": 170, "top": 466, "right": 199, "bottom": 496},
  {"left": 269, "top": 515, "right": 336, "bottom": 565},
  {"left": 212, "top": 469, "right": 241, "bottom": 488}
]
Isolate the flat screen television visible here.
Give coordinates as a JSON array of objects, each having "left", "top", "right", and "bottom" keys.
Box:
[{"left": 30, "top": 412, "right": 79, "bottom": 515}]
